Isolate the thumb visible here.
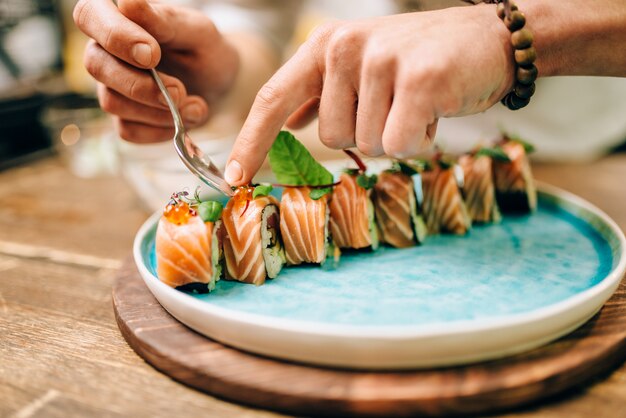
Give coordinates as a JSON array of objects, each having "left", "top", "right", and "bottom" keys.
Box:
[{"left": 119, "top": 0, "right": 219, "bottom": 50}]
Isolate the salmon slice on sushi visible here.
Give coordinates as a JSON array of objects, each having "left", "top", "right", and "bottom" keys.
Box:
[
  {"left": 268, "top": 131, "right": 340, "bottom": 266},
  {"left": 492, "top": 137, "right": 537, "bottom": 213},
  {"left": 155, "top": 191, "right": 223, "bottom": 293},
  {"left": 280, "top": 187, "right": 338, "bottom": 266},
  {"left": 420, "top": 157, "right": 472, "bottom": 235},
  {"left": 328, "top": 150, "right": 379, "bottom": 251},
  {"left": 372, "top": 163, "right": 427, "bottom": 248},
  {"left": 458, "top": 147, "right": 506, "bottom": 224},
  {"left": 221, "top": 186, "right": 285, "bottom": 286}
]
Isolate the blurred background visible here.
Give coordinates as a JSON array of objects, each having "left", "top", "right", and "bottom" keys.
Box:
[
  {"left": 0, "top": 0, "right": 398, "bottom": 211},
  {"left": 1, "top": 0, "right": 625, "bottom": 212}
]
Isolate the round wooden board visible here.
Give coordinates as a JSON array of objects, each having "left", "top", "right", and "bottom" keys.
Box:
[{"left": 112, "top": 258, "right": 626, "bottom": 417}]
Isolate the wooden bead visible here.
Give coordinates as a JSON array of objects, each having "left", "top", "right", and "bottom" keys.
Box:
[
  {"left": 514, "top": 47, "right": 537, "bottom": 66},
  {"left": 502, "top": 93, "right": 530, "bottom": 110},
  {"left": 512, "top": 29, "right": 533, "bottom": 49},
  {"left": 514, "top": 82, "right": 536, "bottom": 99},
  {"left": 517, "top": 64, "right": 538, "bottom": 85},
  {"left": 504, "top": 11, "right": 526, "bottom": 31}
]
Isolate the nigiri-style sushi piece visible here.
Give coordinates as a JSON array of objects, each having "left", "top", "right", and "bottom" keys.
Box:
[
  {"left": 459, "top": 152, "right": 501, "bottom": 223},
  {"left": 222, "top": 186, "right": 285, "bottom": 285},
  {"left": 156, "top": 197, "right": 223, "bottom": 293},
  {"left": 280, "top": 187, "right": 337, "bottom": 265},
  {"left": 492, "top": 138, "right": 537, "bottom": 213},
  {"left": 330, "top": 171, "right": 379, "bottom": 250},
  {"left": 372, "top": 169, "right": 427, "bottom": 248},
  {"left": 421, "top": 161, "right": 471, "bottom": 235}
]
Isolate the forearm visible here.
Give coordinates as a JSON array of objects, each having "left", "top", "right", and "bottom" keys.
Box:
[{"left": 518, "top": 0, "right": 626, "bottom": 77}]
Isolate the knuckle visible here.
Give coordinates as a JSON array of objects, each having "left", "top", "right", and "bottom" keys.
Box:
[
  {"left": 318, "top": 127, "right": 353, "bottom": 150},
  {"left": 383, "top": 138, "right": 417, "bottom": 159},
  {"left": 308, "top": 21, "right": 340, "bottom": 45},
  {"left": 254, "top": 83, "right": 284, "bottom": 112},
  {"left": 83, "top": 42, "right": 102, "bottom": 79},
  {"left": 363, "top": 50, "right": 395, "bottom": 79},
  {"left": 73, "top": 0, "right": 90, "bottom": 29},
  {"left": 356, "top": 140, "right": 383, "bottom": 157},
  {"left": 98, "top": 89, "right": 117, "bottom": 114},
  {"left": 116, "top": 120, "right": 135, "bottom": 141},
  {"left": 326, "top": 24, "right": 361, "bottom": 65}
]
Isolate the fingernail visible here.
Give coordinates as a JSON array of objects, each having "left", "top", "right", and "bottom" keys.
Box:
[
  {"left": 225, "top": 160, "right": 244, "bottom": 185},
  {"left": 182, "top": 104, "right": 203, "bottom": 124},
  {"left": 132, "top": 43, "right": 153, "bottom": 67},
  {"left": 159, "top": 87, "right": 180, "bottom": 107}
]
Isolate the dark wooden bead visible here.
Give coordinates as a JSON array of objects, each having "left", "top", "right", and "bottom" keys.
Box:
[
  {"left": 502, "top": 92, "right": 530, "bottom": 110},
  {"left": 515, "top": 47, "right": 537, "bottom": 66},
  {"left": 517, "top": 64, "right": 538, "bottom": 85},
  {"left": 504, "top": 11, "right": 526, "bottom": 31},
  {"left": 512, "top": 29, "right": 533, "bottom": 49},
  {"left": 509, "top": 93, "right": 531, "bottom": 109},
  {"left": 514, "top": 82, "right": 536, "bottom": 99}
]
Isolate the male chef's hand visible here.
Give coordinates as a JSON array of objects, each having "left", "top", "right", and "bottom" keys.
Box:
[{"left": 74, "top": 0, "right": 239, "bottom": 142}]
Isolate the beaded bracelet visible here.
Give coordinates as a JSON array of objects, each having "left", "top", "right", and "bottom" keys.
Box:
[
  {"left": 463, "top": 0, "right": 537, "bottom": 110},
  {"left": 497, "top": 0, "right": 537, "bottom": 110}
]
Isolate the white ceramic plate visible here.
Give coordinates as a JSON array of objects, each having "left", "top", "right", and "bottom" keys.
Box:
[{"left": 133, "top": 183, "right": 625, "bottom": 369}]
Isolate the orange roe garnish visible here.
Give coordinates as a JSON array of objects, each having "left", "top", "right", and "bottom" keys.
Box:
[
  {"left": 164, "top": 201, "right": 194, "bottom": 225},
  {"left": 233, "top": 186, "right": 254, "bottom": 217}
]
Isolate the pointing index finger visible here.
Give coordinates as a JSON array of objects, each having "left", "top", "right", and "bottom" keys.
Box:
[{"left": 225, "top": 46, "right": 323, "bottom": 186}]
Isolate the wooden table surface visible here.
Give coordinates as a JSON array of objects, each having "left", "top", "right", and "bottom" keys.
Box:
[{"left": 1, "top": 154, "right": 625, "bottom": 418}]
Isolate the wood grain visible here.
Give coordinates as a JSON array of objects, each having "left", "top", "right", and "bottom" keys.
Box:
[
  {"left": 2, "top": 154, "right": 626, "bottom": 417},
  {"left": 113, "top": 258, "right": 626, "bottom": 417}
]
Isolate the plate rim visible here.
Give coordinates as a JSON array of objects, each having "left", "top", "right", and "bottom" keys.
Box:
[{"left": 133, "top": 182, "right": 626, "bottom": 340}]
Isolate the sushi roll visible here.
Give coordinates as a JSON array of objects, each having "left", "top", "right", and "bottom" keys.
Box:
[
  {"left": 492, "top": 138, "right": 537, "bottom": 213},
  {"left": 156, "top": 195, "right": 223, "bottom": 293},
  {"left": 221, "top": 186, "right": 285, "bottom": 285},
  {"left": 372, "top": 169, "right": 427, "bottom": 248},
  {"left": 329, "top": 167, "right": 379, "bottom": 250},
  {"left": 420, "top": 159, "right": 472, "bottom": 235},
  {"left": 458, "top": 151, "right": 501, "bottom": 223},
  {"left": 280, "top": 187, "right": 338, "bottom": 266}
]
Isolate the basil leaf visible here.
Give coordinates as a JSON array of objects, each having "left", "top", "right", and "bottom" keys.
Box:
[
  {"left": 198, "top": 201, "right": 223, "bottom": 222},
  {"left": 475, "top": 147, "right": 511, "bottom": 162},
  {"left": 269, "top": 131, "right": 333, "bottom": 186},
  {"left": 356, "top": 174, "right": 378, "bottom": 190},
  {"left": 252, "top": 184, "right": 273, "bottom": 199},
  {"left": 309, "top": 187, "right": 331, "bottom": 200}
]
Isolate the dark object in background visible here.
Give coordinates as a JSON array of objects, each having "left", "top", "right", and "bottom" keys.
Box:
[
  {"left": 0, "top": 0, "right": 64, "bottom": 169},
  {"left": 0, "top": 88, "right": 52, "bottom": 170}
]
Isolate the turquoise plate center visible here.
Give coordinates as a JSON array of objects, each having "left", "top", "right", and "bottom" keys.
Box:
[{"left": 145, "top": 200, "right": 613, "bottom": 327}]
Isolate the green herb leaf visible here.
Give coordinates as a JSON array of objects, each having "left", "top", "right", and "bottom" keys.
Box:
[
  {"left": 309, "top": 187, "right": 331, "bottom": 200},
  {"left": 390, "top": 160, "right": 425, "bottom": 176},
  {"left": 437, "top": 158, "right": 453, "bottom": 170},
  {"left": 511, "top": 138, "right": 535, "bottom": 154},
  {"left": 252, "top": 184, "right": 273, "bottom": 199},
  {"left": 356, "top": 174, "right": 378, "bottom": 190},
  {"left": 343, "top": 168, "right": 360, "bottom": 176},
  {"left": 475, "top": 147, "right": 511, "bottom": 162},
  {"left": 500, "top": 130, "right": 536, "bottom": 154},
  {"left": 198, "top": 201, "right": 223, "bottom": 222},
  {"left": 269, "top": 131, "right": 333, "bottom": 186}
]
